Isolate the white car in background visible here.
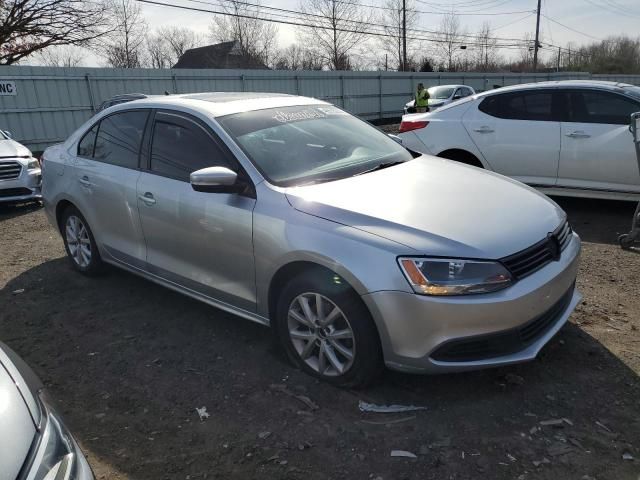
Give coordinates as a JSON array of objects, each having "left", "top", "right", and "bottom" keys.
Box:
[
  {"left": 399, "top": 80, "right": 640, "bottom": 201},
  {"left": 404, "top": 85, "right": 475, "bottom": 114},
  {"left": 0, "top": 129, "right": 42, "bottom": 203}
]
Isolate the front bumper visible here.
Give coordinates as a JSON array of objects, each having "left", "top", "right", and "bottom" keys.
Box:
[
  {"left": 0, "top": 165, "right": 42, "bottom": 203},
  {"left": 362, "top": 232, "right": 581, "bottom": 373}
]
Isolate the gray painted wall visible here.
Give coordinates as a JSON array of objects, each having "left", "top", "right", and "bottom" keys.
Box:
[{"left": 0, "top": 65, "right": 638, "bottom": 152}]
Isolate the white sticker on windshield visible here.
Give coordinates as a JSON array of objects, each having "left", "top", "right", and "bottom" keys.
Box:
[{"left": 271, "top": 106, "right": 347, "bottom": 123}]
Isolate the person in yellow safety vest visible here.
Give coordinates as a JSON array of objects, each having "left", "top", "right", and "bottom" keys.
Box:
[{"left": 415, "top": 83, "right": 430, "bottom": 113}]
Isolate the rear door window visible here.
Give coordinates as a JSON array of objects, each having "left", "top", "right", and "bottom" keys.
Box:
[
  {"left": 479, "top": 91, "right": 555, "bottom": 121},
  {"left": 91, "top": 110, "right": 149, "bottom": 168},
  {"left": 568, "top": 90, "right": 640, "bottom": 125},
  {"left": 149, "top": 112, "right": 232, "bottom": 182}
]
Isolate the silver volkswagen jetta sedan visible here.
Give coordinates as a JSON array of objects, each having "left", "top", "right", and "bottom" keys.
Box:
[
  {"left": 0, "top": 342, "right": 93, "bottom": 480},
  {"left": 42, "top": 93, "right": 581, "bottom": 387}
]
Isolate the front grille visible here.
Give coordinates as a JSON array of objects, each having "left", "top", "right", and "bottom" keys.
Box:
[
  {"left": 0, "top": 161, "right": 22, "bottom": 180},
  {"left": 431, "top": 284, "right": 575, "bottom": 362},
  {"left": 0, "top": 187, "right": 32, "bottom": 198},
  {"left": 501, "top": 220, "right": 572, "bottom": 280}
]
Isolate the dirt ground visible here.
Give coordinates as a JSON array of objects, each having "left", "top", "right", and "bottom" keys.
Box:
[{"left": 0, "top": 195, "right": 639, "bottom": 480}]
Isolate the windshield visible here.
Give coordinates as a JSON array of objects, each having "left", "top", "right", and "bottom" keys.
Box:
[
  {"left": 428, "top": 87, "right": 455, "bottom": 99},
  {"left": 218, "top": 105, "right": 413, "bottom": 187}
]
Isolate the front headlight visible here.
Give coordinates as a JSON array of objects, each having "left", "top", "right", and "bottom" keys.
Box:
[
  {"left": 29, "top": 391, "right": 79, "bottom": 480},
  {"left": 27, "top": 158, "right": 40, "bottom": 170},
  {"left": 398, "top": 257, "right": 513, "bottom": 295}
]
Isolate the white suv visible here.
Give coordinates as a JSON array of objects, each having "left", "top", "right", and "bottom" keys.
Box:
[
  {"left": 0, "top": 130, "right": 42, "bottom": 203},
  {"left": 399, "top": 80, "right": 640, "bottom": 201}
]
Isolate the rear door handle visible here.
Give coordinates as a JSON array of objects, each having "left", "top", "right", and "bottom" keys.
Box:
[
  {"left": 565, "top": 131, "right": 591, "bottom": 139},
  {"left": 138, "top": 192, "right": 156, "bottom": 205},
  {"left": 473, "top": 126, "right": 494, "bottom": 133},
  {"left": 78, "top": 175, "right": 93, "bottom": 187}
]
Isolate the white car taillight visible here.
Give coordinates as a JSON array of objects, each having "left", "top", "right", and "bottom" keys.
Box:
[{"left": 399, "top": 120, "right": 429, "bottom": 133}]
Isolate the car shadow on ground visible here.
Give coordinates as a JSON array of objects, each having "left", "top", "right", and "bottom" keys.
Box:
[
  {"left": 1, "top": 258, "right": 638, "bottom": 480},
  {"left": 553, "top": 196, "right": 638, "bottom": 246},
  {"left": 0, "top": 201, "right": 42, "bottom": 222}
]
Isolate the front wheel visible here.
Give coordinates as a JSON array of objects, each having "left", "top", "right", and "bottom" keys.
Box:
[
  {"left": 619, "top": 233, "right": 633, "bottom": 250},
  {"left": 274, "top": 270, "right": 383, "bottom": 388}
]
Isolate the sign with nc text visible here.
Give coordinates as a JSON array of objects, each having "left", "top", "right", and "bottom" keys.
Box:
[{"left": 0, "top": 81, "right": 17, "bottom": 96}]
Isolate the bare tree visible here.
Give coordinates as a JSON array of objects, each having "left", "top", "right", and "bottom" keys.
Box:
[
  {"left": 209, "top": 0, "right": 278, "bottom": 66},
  {"left": 474, "top": 21, "right": 498, "bottom": 72},
  {"left": 146, "top": 32, "right": 172, "bottom": 68},
  {"left": 274, "top": 44, "right": 325, "bottom": 70},
  {"left": 298, "top": 0, "right": 372, "bottom": 70},
  {"left": 163, "top": 26, "right": 202, "bottom": 62},
  {"left": 434, "top": 12, "right": 466, "bottom": 71},
  {"left": 34, "top": 45, "right": 85, "bottom": 67},
  {"left": 515, "top": 32, "right": 536, "bottom": 72},
  {"left": 377, "top": 0, "right": 418, "bottom": 71},
  {"left": 146, "top": 27, "right": 202, "bottom": 68},
  {"left": 101, "top": 0, "right": 147, "bottom": 68},
  {"left": 0, "top": 0, "right": 110, "bottom": 65}
]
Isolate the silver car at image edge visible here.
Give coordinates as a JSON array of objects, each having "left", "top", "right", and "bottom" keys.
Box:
[
  {"left": 42, "top": 93, "right": 581, "bottom": 387},
  {"left": 0, "top": 342, "right": 94, "bottom": 480},
  {"left": 0, "top": 130, "right": 42, "bottom": 203}
]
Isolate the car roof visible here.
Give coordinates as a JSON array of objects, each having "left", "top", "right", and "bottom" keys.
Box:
[
  {"left": 477, "top": 80, "right": 636, "bottom": 98},
  {"left": 110, "top": 92, "right": 329, "bottom": 117},
  {"left": 429, "top": 84, "right": 471, "bottom": 89}
]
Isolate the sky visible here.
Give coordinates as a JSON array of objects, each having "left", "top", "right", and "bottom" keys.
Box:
[{"left": 30, "top": 0, "right": 640, "bottom": 67}]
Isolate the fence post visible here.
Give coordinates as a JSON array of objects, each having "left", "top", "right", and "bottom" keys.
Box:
[
  {"left": 295, "top": 74, "right": 300, "bottom": 95},
  {"left": 378, "top": 74, "right": 383, "bottom": 119},
  {"left": 85, "top": 74, "right": 96, "bottom": 112},
  {"left": 172, "top": 73, "right": 178, "bottom": 93},
  {"left": 241, "top": 74, "right": 246, "bottom": 92},
  {"left": 340, "top": 75, "right": 345, "bottom": 108}
]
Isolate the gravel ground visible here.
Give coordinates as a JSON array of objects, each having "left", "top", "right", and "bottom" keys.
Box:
[{"left": 1, "top": 195, "right": 639, "bottom": 480}]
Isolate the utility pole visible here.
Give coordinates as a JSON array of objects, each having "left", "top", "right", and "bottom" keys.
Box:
[
  {"left": 533, "top": 0, "right": 542, "bottom": 72},
  {"left": 402, "top": 0, "right": 407, "bottom": 72},
  {"left": 557, "top": 46, "right": 561, "bottom": 72}
]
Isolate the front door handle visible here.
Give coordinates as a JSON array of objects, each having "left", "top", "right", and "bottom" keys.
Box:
[
  {"left": 78, "top": 175, "right": 92, "bottom": 187},
  {"left": 473, "top": 126, "right": 494, "bottom": 133},
  {"left": 565, "top": 131, "right": 591, "bottom": 139},
  {"left": 138, "top": 192, "right": 156, "bottom": 205}
]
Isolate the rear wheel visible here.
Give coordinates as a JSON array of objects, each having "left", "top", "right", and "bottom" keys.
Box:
[
  {"left": 274, "top": 269, "right": 383, "bottom": 388},
  {"left": 61, "top": 206, "right": 103, "bottom": 275}
]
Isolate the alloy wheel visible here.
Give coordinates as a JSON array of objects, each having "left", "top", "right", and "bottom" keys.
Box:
[
  {"left": 65, "top": 215, "right": 92, "bottom": 268},
  {"left": 287, "top": 292, "right": 356, "bottom": 376}
]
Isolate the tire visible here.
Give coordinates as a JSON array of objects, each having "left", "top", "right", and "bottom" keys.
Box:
[
  {"left": 61, "top": 205, "right": 103, "bottom": 275},
  {"left": 619, "top": 234, "right": 633, "bottom": 250},
  {"left": 274, "top": 269, "right": 383, "bottom": 388}
]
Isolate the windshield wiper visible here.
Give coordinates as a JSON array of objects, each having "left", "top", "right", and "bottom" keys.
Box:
[{"left": 354, "top": 161, "right": 405, "bottom": 176}]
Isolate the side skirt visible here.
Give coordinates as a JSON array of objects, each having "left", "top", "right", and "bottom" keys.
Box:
[{"left": 102, "top": 256, "right": 271, "bottom": 328}]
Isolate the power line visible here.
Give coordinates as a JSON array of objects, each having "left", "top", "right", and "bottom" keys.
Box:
[
  {"left": 186, "top": 0, "right": 531, "bottom": 44},
  {"left": 493, "top": 11, "right": 535, "bottom": 30},
  {"left": 312, "top": 0, "right": 534, "bottom": 16},
  {"left": 415, "top": 0, "right": 520, "bottom": 14},
  {"left": 139, "top": 0, "right": 529, "bottom": 49},
  {"left": 541, "top": 14, "right": 601, "bottom": 41}
]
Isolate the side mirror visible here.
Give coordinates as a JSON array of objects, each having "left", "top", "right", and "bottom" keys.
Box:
[
  {"left": 190, "top": 166, "right": 242, "bottom": 193},
  {"left": 453, "top": 94, "right": 462, "bottom": 100},
  {"left": 388, "top": 134, "right": 403, "bottom": 145},
  {"left": 3, "top": 130, "right": 12, "bottom": 138}
]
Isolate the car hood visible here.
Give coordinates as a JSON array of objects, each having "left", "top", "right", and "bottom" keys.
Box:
[
  {"left": 0, "top": 365, "right": 37, "bottom": 480},
  {"left": 0, "top": 138, "right": 31, "bottom": 158},
  {"left": 285, "top": 156, "right": 565, "bottom": 259}
]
